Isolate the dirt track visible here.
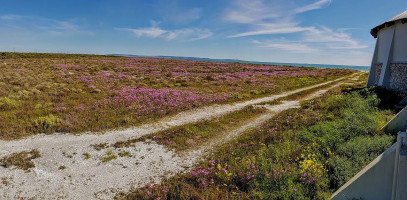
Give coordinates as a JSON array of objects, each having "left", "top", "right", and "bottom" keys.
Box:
[{"left": 0, "top": 72, "right": 365, "bottom": 199}]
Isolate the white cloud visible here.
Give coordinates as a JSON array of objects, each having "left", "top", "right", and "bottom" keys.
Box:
[
  {"left": 304, "top": 26, "right": 368, "bottom": 49},
  {"left": 0, "top": 14, "right": 92, "bottom": 36},
  {"left": 118, "top": 23, "right": 213, "bottom": 41},
  {"left": 293, "top": 0, "right": 332, "bottom": 14},
  {"left": 123, "top": 27, "right": 167, "bottom": 38},
  {"left": 224, "top": 0, "right": 368, "bottom": 54},
  {"left": 228, "top": 22, "right": 313, "bottom": 38},
  {"left": 224, "top": 0, "right": 332, "bottom": 24},
  {"left": 251, "top": 26, "right": 366, "bottom": 54},
  {"left": 224, "top": 0, "right": 284, "bottom": 24},
  {"left": 224, "top": 0, "right": 333, "bottom": 38},
  {"left": 165, "top": 28, "right": 213, "bottom": 41},
  {"left": 0, "top": 14, "right": 22, "bottom": 20},
  {"left": 253, "top": 40, "right": 318, "bottom": 53}
]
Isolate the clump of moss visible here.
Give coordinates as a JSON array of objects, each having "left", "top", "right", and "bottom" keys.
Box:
[{"left": 0, "top": 149, "right": 41, "bottom": 171}]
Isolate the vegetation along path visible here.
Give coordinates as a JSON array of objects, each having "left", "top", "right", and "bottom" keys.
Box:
[{"left": 0, "top": 72, "right": 365, "bottom": 199}]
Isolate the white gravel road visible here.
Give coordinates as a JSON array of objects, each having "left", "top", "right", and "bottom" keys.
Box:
[{"left": 0, "top": 72, "right": 364, "bottom": 199}]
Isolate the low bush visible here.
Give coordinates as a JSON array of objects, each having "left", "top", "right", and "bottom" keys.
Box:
[
  {"left": 33, "top": 114, "right": 62, "bottom": 134},
  {"left": 121, "top": 86, "right": 396, "bottom": 199},
  {"left": 297, "top": 90, "right": 391, "bottom": 153},
  {"left": 327, "top": 135, "right": 394, "bottom": 188}
]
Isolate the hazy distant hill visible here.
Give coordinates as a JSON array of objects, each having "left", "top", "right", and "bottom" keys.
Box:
[{"left": 109, "top": 54, "right": 370, "bottom": 71}]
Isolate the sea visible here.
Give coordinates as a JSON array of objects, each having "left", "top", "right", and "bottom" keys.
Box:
[
  {"left": 219, "top": 60, "right": 370, "bottom": 71},
  {"left": 110, "top": 54, "right": 370, "bottom": 71}
]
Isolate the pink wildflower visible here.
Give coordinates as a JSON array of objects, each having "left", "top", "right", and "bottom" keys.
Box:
[
  {"left": 76, "top": 105, "right": 85, "bottom": 111},
  {"left": 58, "top": 64, "right": 69, "bottom": 69}
]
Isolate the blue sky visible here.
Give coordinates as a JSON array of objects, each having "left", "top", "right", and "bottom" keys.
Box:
[{"left": 0, "top": 0, "right": 406, "bottom": 66}]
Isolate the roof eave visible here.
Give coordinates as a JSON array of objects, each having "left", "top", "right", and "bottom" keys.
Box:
[{"left": 371, "top": 18, "right": 407, "bottom": 38}]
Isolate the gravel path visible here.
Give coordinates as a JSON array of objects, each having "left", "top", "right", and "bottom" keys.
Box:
[{"left": 0, "top": 73, "right": 364, "bottom": 199}]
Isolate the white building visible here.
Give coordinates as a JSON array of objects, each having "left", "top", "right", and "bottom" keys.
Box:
[{"left": 367, "top": 10, "right": 407, "bottom": 92}]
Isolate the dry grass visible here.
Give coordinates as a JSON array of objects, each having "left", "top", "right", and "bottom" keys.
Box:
[
  {"left": 112, "top": 105, "right": 267, "bottom": 152},
  {"left": 92, "top": 143, "right": 108, "bottom": 151},
  {"left": 0, "top": 149, "right": 41, "bottom": 171}
]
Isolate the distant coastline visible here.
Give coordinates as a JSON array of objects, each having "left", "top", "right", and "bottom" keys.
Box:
[{"left": 110, "top": 54, "right": 370, "bottom": 71}]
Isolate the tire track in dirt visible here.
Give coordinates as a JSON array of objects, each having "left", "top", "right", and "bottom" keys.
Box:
[
  {"left": 0, "top": 73, "right": 362, "bottom": 155},
  {"left": 0, "top": 72, "right": 364, "bottom": 199}
]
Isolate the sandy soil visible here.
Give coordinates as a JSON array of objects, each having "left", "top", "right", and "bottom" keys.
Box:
[{"left": 0, "top": 72, "right": 365, "bottom": 199}]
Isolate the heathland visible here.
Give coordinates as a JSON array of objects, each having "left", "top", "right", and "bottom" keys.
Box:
[
  {"left": 0, "top": 53, "right": 398, "bottom": 199},
  {"left": 0, "top": 52, "right": 352, "bottom": 139}
]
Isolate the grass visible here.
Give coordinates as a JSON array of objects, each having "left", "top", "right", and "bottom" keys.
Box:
[
  {"left": 0, "top": 149, "right": 41, "bottom": 171},
  {"left": 117, "top": 85, "right": 397, "bottom": 200},
  {"left": 83, "top": 152, "right": 91, "bottom": 159},
  {"left": 0, "top": 52, "right": 355, "bottom": 140},
  {"left": 92, "top": 143, "right": 108, "bottom": 151},
  {"left": 279, "top": 73, "right": 358, "bottom": 101},
  {"left": 112, "top": 105, "right": 267, "bottom": 152},
  {"left": 102, "top": 150, "right": 117, "bottom": 162},
  {"left": 118, "top": 151, "right": 131, "bottom": 157},
  {"left": 1, "top": 177, "right": 10, "bottom": 186}
]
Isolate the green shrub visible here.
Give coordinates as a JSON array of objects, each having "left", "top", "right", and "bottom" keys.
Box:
[
  {"left": 327, "top": 135, "right": 394, "bottom": 188},
  {"left": 297, "top": 121, "right": 343, "bottom": 151},
  {"left": 297, "top": 92, "right": 390, "bottom": 152},
  {"left": 33, "top": 114, "right": 62, "bottom": 133},
  {"left": 0, "top": 97, "right": 18, "bottom": 111}
]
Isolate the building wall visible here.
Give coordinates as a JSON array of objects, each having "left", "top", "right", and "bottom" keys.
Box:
[
  {"left": 377, "top": 22, "right": 407, "bottom": 63},
  {"left": 369, "top": 21, "right": 407, "bottom": 92},
  {"left": 389, "top": 63, "right": 407, "bottom": 92},
  {"left": 374, "top": 63, "right": 383, "bottom": 85},
  {"left": 377, "top": 28, "right": 394, "bottom": 63},
  {"left": 392, "top": 23, "right": 407, "bottom": 62}
]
